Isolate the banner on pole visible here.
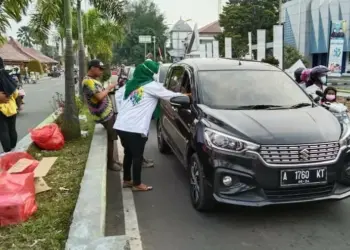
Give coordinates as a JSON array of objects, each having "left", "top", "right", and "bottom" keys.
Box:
[{"left": 328, "top": 20, "right": 346, "bottom": 76}]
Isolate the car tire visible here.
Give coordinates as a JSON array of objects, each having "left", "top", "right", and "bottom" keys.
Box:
[
  {"left": 189, "top": 153, "right": 216, "bottom": 212},
  {"left": 157, "top": 120, "right": 171, "bottom": 154}
]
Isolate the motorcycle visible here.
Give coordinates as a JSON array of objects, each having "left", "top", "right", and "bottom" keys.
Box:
[{"left": 315, "top": 90, "right": 349, "bottom": 124}]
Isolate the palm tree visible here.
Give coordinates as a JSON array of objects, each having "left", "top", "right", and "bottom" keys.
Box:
[
  {"left": 0, "top": 0, "right": 31, "bottom": 44},
  {"left": 17, "top": 26, "right": 34, "bottom": 47},
  {"left": 61, "top": 0, "right": 81, "bottom": 140}
]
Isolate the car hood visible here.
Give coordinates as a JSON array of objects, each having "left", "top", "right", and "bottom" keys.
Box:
[{"left": 198, "top": 105, "right": 342, "bottom": 145}]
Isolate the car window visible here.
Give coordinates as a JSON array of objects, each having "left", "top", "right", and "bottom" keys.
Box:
[
  {"left": 198, "top": 70, "right": 312, "bottom": 109},
  {"left": 166, "top": 66, "right": 185, "bottom": 92},
  {"left": 158, "top": 65, "right": 169, "bottom": 84}
]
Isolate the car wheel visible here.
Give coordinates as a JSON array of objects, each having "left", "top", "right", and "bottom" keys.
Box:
[
  {"left": 157, "top": 120, "right": 171, "bottom": 154},
  {"left": 189, "top": 153, "right": 215, "bottom": 212}
]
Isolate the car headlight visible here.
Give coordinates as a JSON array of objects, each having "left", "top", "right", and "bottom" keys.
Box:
[
  {"left": 204, "top": 128, "right": 260, "bottom": 154},
  {"left": 339, "top": 124, "right": 350, "bottom": 147}
]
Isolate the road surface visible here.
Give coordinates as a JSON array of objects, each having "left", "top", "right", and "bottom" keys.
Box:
[
  {"left": 131, "top": 123, "right": 350, "bottom": 250},
  {"left": 0, "top": 78, "right": 64, "bottom": 153}
]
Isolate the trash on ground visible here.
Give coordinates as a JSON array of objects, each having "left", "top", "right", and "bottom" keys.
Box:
[
  {"left": 30, "top": 123, "right": 65, "bottom": 151},
  {"left": 81, "top": 130, "right": 89, "bottom": 137},
  {"left": 79, "top": 114, "right": 87, "bottom": 122}
]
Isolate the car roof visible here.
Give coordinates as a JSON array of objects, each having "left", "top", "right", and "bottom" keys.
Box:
[{"left": 176, "top": 58, "right": 279, "bottom": 71}]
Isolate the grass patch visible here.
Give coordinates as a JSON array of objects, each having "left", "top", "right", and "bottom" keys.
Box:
[{"left": 0, "top": 108, "right": 95, "bottom": 250}]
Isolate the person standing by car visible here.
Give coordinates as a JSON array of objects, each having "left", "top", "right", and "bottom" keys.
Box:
[
  {"left": 114, "top": 60, "right": 184, "bottom": 191},
  {"left": 0, "top": 57, "right": 19, "bottom": 152},
  {"left": 82, "top": 59, "right": 120, "bottom": 171}
]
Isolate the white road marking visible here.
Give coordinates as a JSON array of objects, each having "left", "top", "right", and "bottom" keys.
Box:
[{"left": 117, "top": 139, "right": 143, "bottom": 250}]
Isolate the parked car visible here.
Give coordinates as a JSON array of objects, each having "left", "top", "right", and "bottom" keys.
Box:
[
  {"left": 157, "top": 58, "right": 350, "bottom": 211},
  {"left": 156, "top": 63, "right": 171, "bottom": 85}
]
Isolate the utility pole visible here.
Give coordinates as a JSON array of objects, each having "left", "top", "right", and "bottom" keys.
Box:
[
  {"left": 279, "top": 0, "right": 283, "bottom": 25},
  {"left": 153, "top": 36, "right": 156, "bottom": 60}
]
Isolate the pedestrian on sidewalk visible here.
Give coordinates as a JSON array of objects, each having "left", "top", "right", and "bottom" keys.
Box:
[
  {"left": 82, "top": 59, "right": 120, "bottom": 171},
  {"left": 114, "top": 60, "right": 185, "bottom": 191},
  {"left": 0, "top": 57, "right": 19, "bottom": 152}
]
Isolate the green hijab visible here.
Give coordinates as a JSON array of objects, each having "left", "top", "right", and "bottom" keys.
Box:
[
  {"left": 123, "top": 60, "right": 161, "bottom": 120},
  {"left": 124, "top": 60, "right": 159, "bottom": 99}
]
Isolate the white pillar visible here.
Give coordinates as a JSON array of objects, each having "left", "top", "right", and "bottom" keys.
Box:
[
  {"left": 248, "top": 32, "right": 252, "bottom": 59},
  {"left": 257, "top": 29, "right": 266, "bottom": 61},
  {"left": 213, "top": 41, "right": 219, "bottom": 58},
  {"left": 224, "top": 37, "right": 232, "bottom": 58},
  {"left": 273, "top": 25, "right": 284, "bottom": 69}
]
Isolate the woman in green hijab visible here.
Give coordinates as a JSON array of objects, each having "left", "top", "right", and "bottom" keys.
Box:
[{"left": 114, "top": 60, "right": 184, "bottom": 191}]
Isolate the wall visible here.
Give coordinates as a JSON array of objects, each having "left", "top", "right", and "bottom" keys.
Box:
[{"left": 171, "top": 31, "right": 190, "bottom": 57}]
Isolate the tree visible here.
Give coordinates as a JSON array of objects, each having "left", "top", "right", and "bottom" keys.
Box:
[
  {"left": 217, "top": 0, "right": 280, "bottom": 58},
  {"left": 0, "top": 0, "right": 31, "bottom": 44},
  {"left": 30, "top": 0, "right": 125, "bottom": 101},
  {"left": 113, "top": 0, "right": 167, "bottom": 65},
  {"left": 17, "top": 26, "right": 34, "bottom": 47},
  {"left": 61, "top": 0, "right": 81, "bottom": 140},
  {"left": 283, "top": 45, "right": 310, "bottom": 70}
]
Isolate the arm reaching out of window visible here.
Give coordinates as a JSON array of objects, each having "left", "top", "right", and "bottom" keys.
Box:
[{"left": 147, "top": 82, "right": 185, "bottom": 101}]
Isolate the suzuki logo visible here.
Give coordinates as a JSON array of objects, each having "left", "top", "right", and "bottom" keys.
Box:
[{"left": 299, "top": 148, "right": 310, "bottom": 161}]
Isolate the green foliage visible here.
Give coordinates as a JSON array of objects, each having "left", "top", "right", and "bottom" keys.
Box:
[
  {"left": 75, "top": 95, "right": 84, "bottom": 113},
  {"left": 112, "top": 0, "right": 167, "bottom": 65},
  {"left": 17, "top": 26, "right": 34, "bottom": 47},
  {"left": 101, "top": 64, "right": 112, "bottom": 83},
  {"left": 262, "top": 56, "right": 279, "bottom": 67},
  {"left": 283, "top": 45, "right": 310, "bottom": 70},
  {"left": 217, "top": 0, "right": 280, "bottom": 58},
  {"left": 27, "top": 60, "right": 44, "bottom": 74},
  {"left": 0, "top": 0, "right": 31, "bottom": 44}
]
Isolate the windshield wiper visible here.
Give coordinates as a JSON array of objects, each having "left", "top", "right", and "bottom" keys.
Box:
[
  {"left": 236, "top": 105, "right": 286, "bottom": 110},
  {"left": 289, "top": 103, "right": 312, "bottom": 109}
]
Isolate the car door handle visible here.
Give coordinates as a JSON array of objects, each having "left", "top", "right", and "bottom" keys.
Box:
[{"left": 172, "top": 106, "right": 178, "bottom": 112}]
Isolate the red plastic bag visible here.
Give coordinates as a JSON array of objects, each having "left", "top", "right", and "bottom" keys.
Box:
[
  {"left": 30, "top": 123, "right": 65, "bottom": 150},
  {"left": 0, "top": 152, "right": 39, "bottom": 173},
  {"left": 0, "top": 172, "right": 37, "bottom": 226}
]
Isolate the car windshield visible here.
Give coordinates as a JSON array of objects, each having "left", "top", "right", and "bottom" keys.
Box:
[
  {"left": 158, "top": 65, "right": 169, "bottom": 84},
  {"left": 198, "top": 70, "right": 312, "bottom": 110}
]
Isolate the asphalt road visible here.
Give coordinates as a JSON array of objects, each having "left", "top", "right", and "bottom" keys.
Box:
[
  {"left": 0, "top": 77, "right": 64, "bottom": 153},
  {"left": 134, "top": 122, "right": 350, "bottom": 250}
]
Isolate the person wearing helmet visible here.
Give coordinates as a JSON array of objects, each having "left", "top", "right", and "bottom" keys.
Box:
[
  {"left": 294, "top": 67, "right": 304, "bottom": 83},
  {"left": 305, "top": 65, "right": 329, "bottom": 100},
  {"left": 299, "top": 68, "right": 312, "bottom": 89}
]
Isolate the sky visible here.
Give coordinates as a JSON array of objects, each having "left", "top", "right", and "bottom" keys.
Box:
[{"left": 7, "top": 0, "right": 223, "bottom": 39}]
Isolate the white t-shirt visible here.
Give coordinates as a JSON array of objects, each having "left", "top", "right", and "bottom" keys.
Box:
[{"left": 114, "top": 81, "right": 183, "bottom": 136}]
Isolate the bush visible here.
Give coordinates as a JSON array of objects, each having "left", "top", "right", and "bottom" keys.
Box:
[
  {"left": 284, "top": 45, "right": 310, "bottom": 70},
  {"left": 27, "top": 60, "right": 44, "bottom": 74},
  {"left": 262, "top": 56, "right": 280, "bottom": 67}
]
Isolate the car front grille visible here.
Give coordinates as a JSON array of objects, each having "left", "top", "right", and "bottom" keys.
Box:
[
  {"left": 264, "top": 184, "right": 334, "bottom": 201},
  {"left": 260, "top": 142, "right": 339, "bottom": 164}
]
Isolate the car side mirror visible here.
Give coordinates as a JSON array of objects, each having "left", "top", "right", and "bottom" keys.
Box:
[{"left": 170, "top": 96, "right": 190, "bottom": 109}]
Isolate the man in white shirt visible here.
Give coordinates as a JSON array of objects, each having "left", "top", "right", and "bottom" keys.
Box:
[{"left": 114, "top": 60, "right": 184, "bottom": 191}]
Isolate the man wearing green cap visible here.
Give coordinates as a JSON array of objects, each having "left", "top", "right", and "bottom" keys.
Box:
[{"left": 114, "top": 60, "right": 185, "bottom": 191}]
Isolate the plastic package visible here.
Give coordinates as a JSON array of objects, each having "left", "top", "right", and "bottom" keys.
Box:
[
  {"left": 30, "top": 123, "right": 65, "bottom": 150},
  {"left": 0, "top": 172, "right": 37, "bottom": 226}
]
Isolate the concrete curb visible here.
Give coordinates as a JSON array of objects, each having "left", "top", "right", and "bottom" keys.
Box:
[{"left": 65, "top": 125, "right": 132, "bottom": 249}]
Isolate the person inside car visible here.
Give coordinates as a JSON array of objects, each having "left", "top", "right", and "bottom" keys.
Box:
[
  {"left": 321, "top": 87, "right": 337, "bottom": 104},
  {"left": 114, "top": 60, "right": 185, "bottom": 191}
]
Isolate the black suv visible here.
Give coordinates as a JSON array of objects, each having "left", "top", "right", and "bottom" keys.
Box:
[{"left": 157, "top": 58, "right": 350, "bottom": 211}]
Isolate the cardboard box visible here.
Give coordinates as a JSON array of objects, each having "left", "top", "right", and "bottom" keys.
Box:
[{"left": 9, "top": 157, "right": 57, "bottom": 194}]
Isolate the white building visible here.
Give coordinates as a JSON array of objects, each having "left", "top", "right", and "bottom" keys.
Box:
[{"left": 168, "top": 18, "right": 192, "bottom": 61}]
